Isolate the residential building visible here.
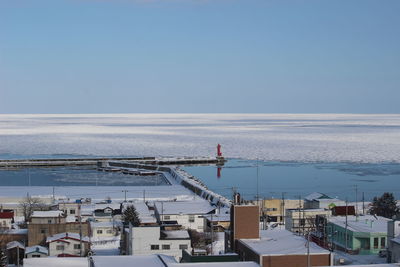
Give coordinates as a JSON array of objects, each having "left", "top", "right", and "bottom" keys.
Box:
[
  {"left": 6, "top": 241, "right": 25, "bottom": 266},
  {"left": 227, "top": 205, "right": 332, "bottom": 267},
  {"left": 236, "top": 229, "right": 332, "bottom": 267},
  {"left": 154, "top": 200, "right": 215, "bottom": 232},
  {"left": 203, "top": 214, "right": 230, "bottom": 232},
  {"left": 122, "top": 201, "right": 158, "bottom": 226},
  {"left": 388, "top": 219, "right": 400, "bottom": 262},
  {"left": 25, "top": 245, "right": 48, "bottom": 258},
  {"left": 260, "top": 198, "right": 303, "bottom": 223},
  {"left": 24, "top": 255, "right": 261, "bottom": 267},
  {"left": 327, "top": 215, "right": 390, "bottom": 255},
  {"left": 46, "top": 232, "right": 90, "bottom": 257},
  {"left": 285, "top": 208, "right": 332, "bottom": 235},
  {"left": 0, "top": 229, "right": 28, "bottom": 247},
  {"left": 91, "top": 221, "right": 120, "bottom": 239},
  {"left": 0, "top": 210, "right": 14, "bottom": 230},
  {"left": 304, "top": 192, "right": 345, "bottom": 209},
  {"left": 125, "top": 226, "right": 191, "bottom": 261},
  {"left": 28, "top": 210, "right": 90, "bottom": 246}
]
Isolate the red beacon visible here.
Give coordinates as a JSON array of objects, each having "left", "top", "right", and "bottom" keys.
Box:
[{"left": 217, "top": 144, "right": 222, "bottom": 157}]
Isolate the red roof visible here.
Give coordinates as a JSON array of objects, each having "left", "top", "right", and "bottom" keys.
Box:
[{"left": 0, "top": 212, "right": 14, "bottom": 219}]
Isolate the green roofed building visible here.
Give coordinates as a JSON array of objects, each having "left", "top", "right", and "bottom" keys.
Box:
[{"left": 327, "top": 215, "right": 390, "bottom": 255}]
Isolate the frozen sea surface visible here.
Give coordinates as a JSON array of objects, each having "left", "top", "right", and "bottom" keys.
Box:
[{"left": 1, "top": 114, "right": 400, "bottom": 163}]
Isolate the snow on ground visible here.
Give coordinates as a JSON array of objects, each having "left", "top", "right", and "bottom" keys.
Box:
[
  {"left": 207, "top": 232, "right": 225, "bottom": 255},
  {"left": 334, "top": 250, "right": 387, "bottom": 265},
  {"left": 1, "top": 114, "right": 400, "bottom": 163}
]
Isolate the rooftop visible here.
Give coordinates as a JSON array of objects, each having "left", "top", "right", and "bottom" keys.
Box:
[
  {"left": 122, "top": 201, "right": 157, "bottom": 224},
  {"left": 240, "top": 229, "right": 330, "bottom": 256},
  {"left": 328, "top": 215, "right": 390, "bottom": 233},
  {"left": 161, "top": 230, "right": 190, "bottom": 240},
  {"left": 305, "top": 192, "right": 332, "bottom": 201},
  {"left": 154, "top": 200, "right": 215, "bottom": 215},
  {"left": 31, "top": 210, "right": 64, "bottom": 218},
  {"left": 25, "top": 245, "right": 48, "bottom": 255},
  {"left": 46, "top": 232, "right": 90, "bottom": 243}
]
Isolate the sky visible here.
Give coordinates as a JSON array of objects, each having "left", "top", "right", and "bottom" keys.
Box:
[{"left": 0, "top": 0, "right": 399, "bottom": 114}]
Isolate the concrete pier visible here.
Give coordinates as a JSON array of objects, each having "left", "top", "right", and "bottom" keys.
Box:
[{"left": 0, "top": 156, "right": 225, "bottom": 169}]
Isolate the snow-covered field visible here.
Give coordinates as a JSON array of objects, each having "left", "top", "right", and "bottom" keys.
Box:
[{"left": 1, "top": 114, "right": 400, "bottom": 163}]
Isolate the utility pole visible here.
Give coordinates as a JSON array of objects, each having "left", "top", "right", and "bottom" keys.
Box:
[
  {"left": 355, "top": 185, "right": 358, "bottom": 217},
  {"left": 345, "top": 199, "right": 348, "bottom": 253},
  {"left": 307, "top": 232, "right": 311, "bottom": 267},
  {"left": 211, "top": 213, "right": 214, "bottom": 255},
  {"left": 122, "top": 190, "right": 128, "bottom": 202},
  {"left": 256, "top": 159, "right": 259, "bottom": 204},
  {"left": 281, "top": 192, "right": 286, "bottom": 225},
  {"left": 143, "top": 190, "right": 146, "bottom": 203},
  {"left": 362, "top": 192, "right": 365, "bottom": 215},
  {"left": 79, "top": 203, "right": 83, "bottom": 257}
]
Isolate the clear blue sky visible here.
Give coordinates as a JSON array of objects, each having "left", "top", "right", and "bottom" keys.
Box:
[{"left": 0, "top": 0, "right": 399, "bottom": 113}]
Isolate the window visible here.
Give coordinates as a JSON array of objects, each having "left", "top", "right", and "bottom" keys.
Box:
[
  {"left": 74, "top": 244, "right": 81, "bottom": 250},
  {"left": 56, "top": 245, "right": 64, "bottom": 251},
  {"left": 374, "top": 237, "right": 379, "bottom": 249},
  {"left": 97, "top": 230, "right": 103, "bottom": 234},
  {"left": 40, "top": 229, "right": 47, "bottom": 234},
  {"left": 150, "top": 245, "right": 159, "bottom": 250},
  {"left": 162, "top": 244, "right": 170, "bottom": 250},
  {"left": 179, "top": 244, "right": 188, "bottom": 250},
  {"left": 197, "top": 226, "right": 203, "bottom": 229},
  {"left": 48, "top": 220, "right": 52, "bottom": 223},
  {"left": 381, "top": 237, "right": 386, "bottom": 248},
  {"left": 32, "top": 255, "right": 41, "bottom": 258},
  {"left": 188, "top": 215, "right": 195, "bottom": 223},
  {"left": 164, "top": 215, "right": 170, "bottom": 220},
  {"left": 299, "top": 219, "right": 305, "bottom": 226},
  {"left": 106, "top": 230, "right": 113, "bottom": 234},
  {"left": 70, "top": 209, "right": 76, "bottom": 214}
]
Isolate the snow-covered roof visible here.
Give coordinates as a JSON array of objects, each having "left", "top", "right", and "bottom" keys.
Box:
[
  {"left": 169, "top": 263, "right": 260, "bottom": 267},
  {"left": 91, "top": 221, "right": 122, "bottom": 228},
  {"left": 6, "top": 241, "right": 24, "bottom": 250},
  {"left": 122, "top": 202, "right": 157, "bottom": 224},
  {"left": 95, "top": 203, "right": 121, "bottom": 210},
  {"left": 391, "top": 236, "right": 400, "bottom": 245},
  {"left": 305, "top": 192, "right": 331, "bottom": 201},
  {"left": 46, "top": 232, "right": 90, "bottom": 243},
  {"left": 24, "top": 257, "right": 87, "bottom": 267},
  {"left": 31, "top": 210, "right": 64, "bottom": 218},
  {"left": 161, "top": 230, "right": 190, "bottom": 240},
  {"left": 240, "top": 229, "right": 330, "bottom": 256},
  {"left": 328, "top": 215, "right": 390, "bottom": 233},
  {"left": 155, "top": 200, "right": 215, "bottom": 215},
  {"left": 25, "top": 245, "right": 48, "bottom": 255},
  {"left": 2, "top": 229, "right": 28, "bottom": 235},
  {"left": 203, "top": 214, "right": 231, "bottom": 222},
  {"left": 93, "top": 255, "right": 176, "bottom": 267}
]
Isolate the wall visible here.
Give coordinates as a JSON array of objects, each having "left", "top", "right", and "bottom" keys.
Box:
[
  {"left": 131, "top": 226, "right": 191, "bottom": 261},
  {"left": 48, "top": 239, "right": 89, "bottom": 256},
  {"left": 158, "top": 213, "right": 205, "bottom": 232},
  {"left": 261, "top": 254, "right": 331, "bottom": 267}
]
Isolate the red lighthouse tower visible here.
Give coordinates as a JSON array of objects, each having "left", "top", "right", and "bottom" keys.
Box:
[{"left": 217, "top": 144, "right": 222, "bottom": 157}]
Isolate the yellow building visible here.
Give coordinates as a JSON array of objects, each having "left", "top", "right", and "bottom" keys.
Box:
[{"left": 260, "top": 199, "right": 304, "bottom": 224}]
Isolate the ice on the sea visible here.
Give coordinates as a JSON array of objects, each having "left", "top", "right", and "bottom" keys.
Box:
[{"left": 1, "top": 114, "right": 400, "bottom": 163}]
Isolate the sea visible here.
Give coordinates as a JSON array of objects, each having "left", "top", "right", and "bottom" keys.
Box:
[{"left": 1, "top": 114, "right": 400, "bottom": 201}]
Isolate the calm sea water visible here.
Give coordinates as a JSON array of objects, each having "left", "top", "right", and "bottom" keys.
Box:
[
  {"left": 183, "top": 159, "right": 400, "bottom": 202},
  {"left": 0, "top": 157, "right": 398, "bottom": 202}
]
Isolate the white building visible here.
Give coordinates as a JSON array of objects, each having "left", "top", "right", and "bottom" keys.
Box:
[
  {"left": 388, "top": 219, "right": 400, "bottom": 263},
  {"left": 127, "top": 226, "right": 191, "bottom": 261},
  {"left": 25, "top": 245, "right": 48, "bottom": 258},
  {"left": 30, "top": 210, "right": 66, "bottom": 224},
  {"left": 46, "top": 232, "right": 90, "bottom": 257},
  {"left": 154, "top": 200, "right": 215, "bottom": 232},
  {"left": 91, "top": 221, "right": 120, "bottom": 239}
]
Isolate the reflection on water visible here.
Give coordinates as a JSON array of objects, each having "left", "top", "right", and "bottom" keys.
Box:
[{"left": 183, "top": 159, "right": 400, "bottom": 202}]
